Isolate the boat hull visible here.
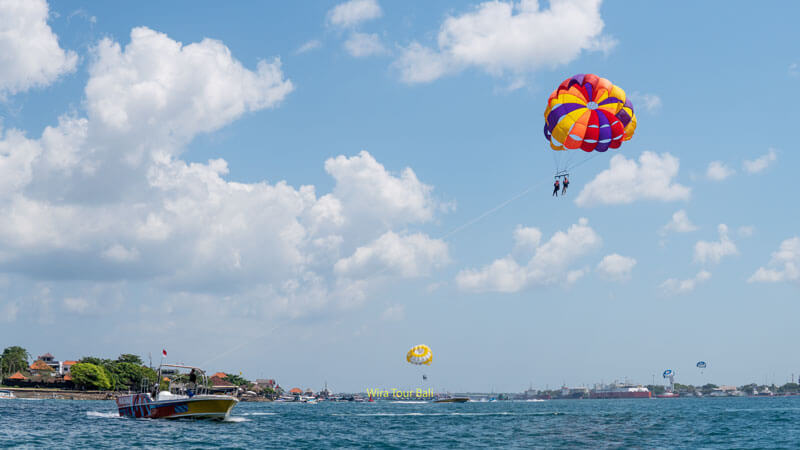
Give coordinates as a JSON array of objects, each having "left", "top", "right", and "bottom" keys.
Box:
[
  {"left": 434, "top": 397, "right": 470, "bottom": 403},
  {"left": 590, "top": 391, "right": 651, "bottom": 399},
  {"left": 116, "top": 393, "right": 238, "bottom": 419}
]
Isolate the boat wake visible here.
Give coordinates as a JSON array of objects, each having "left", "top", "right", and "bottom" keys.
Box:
[
  {"left": 239, "top": 412, "right": 276, "bottom": 416},
  {"left": 86, "top": 411, "right": 123, "bottom": 419},
  {"left": 333, "top": 411, "right": 563, "bottom": 417},
  {"left": 223, "top": 416, "right": 250, "bottom": 423}
]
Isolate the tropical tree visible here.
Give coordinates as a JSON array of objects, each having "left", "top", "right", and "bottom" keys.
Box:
[
  {"left": 70, "top": 363, "right": 113, "bottom": 390},
  {"left": 1, "top": 346, "right": 30, "bottom": 377},
  {"left": 224, "top": 373, "right": 250, "bottom": 387},
  {"left": 117, "top": 354, "right": 143, "bottom": 365}
]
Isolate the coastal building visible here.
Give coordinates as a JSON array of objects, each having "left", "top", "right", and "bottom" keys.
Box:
[
  {"left": 62, "top": 361, "right": 78, "bottom": 374},
  {"left": 209, "top": 375, "right": 237, "bottom": 394},
  {"left": 36, "top": 353, "right": 64, "bottom": 374},
  {"left": 7, "top": 371, "right": 27, "bottom": 381},
  {"left": 212, "top": 372, "right": 227, "bottom": 379},
  {"left": 255, "top": 379, "right": 276, "bottom": 388},
  {"left": 29, "top": 360, "right": 54, "bottom": 377}
]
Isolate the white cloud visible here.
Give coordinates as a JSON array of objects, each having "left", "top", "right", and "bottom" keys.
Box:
[
  {"left": 748, "top": 237, "right": 800, "bottom": 284},
  {"left": 596, "top": 253, "right": 636, "bottom": 281},
  {"left": 660, "top": 270, "right": 711, "bottom": 295},
  {"left": 694, "top": 224, "right": 738, "bottom": 264},
  {"left": 575, "top": 152, "right": 690, "bottom": 206},
  {"left": 630, "top": 92, "right": 662, "bottom": 113},
  {"left": 344, "top": 32, "right": 386, "bottom": 58},
  {"left": 660, "top": 210, "right": 698, "bottom": 235},
  {"left": 381, "top": 304, "right": 405, "bottom": 321},
  {"left": 457, "top": 218, "right": 601, "bottom": 293},
  {"left": 102, "top": 244, "right": 140, "bottom": 262},
  {"left": 395, "top": 0, "right": 612, "bottom": 84},
  {"left": 327, "top": 0, "right": 382, "bottom": 28},
  {"left": 706, "top": 161, "right": 735, "bottom": 181},
  {"left": 87, "top": 27, "right": 293, "bottom": 157},
  {"left": 0, "top": 26, "right": 447, "bottom": 322},
  {"left": 513, "top": 225, "right": 542, "bottom": 252},
  {"left": 0, "top": 0, "right": 77, "bottom": 97},
  {"left": 325, "top": 151, "right": 436, "bottom": 228},
  {"left": 296, "top": 39, "right": 321, "bottom": 54},
  {"left": 63, "top": 297, "right": 90, "bottom": 314},
  {"left": 743, "top": 149, "right": 777, "bottom": 174},
  {"left": 334, "top": 231, "right": 449, "bottom": 279}
]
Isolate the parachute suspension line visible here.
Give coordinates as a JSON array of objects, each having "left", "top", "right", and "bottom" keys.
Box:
[
  {"left": 564, "top": 151, "right": 600, "bottom": 173},
  {"left": 440, "top": 177, "right": 551, "bottom": 241}
]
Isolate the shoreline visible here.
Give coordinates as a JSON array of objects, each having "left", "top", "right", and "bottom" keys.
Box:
[
  {"left": 2, "top": 387, "right": 115, "bottom": 401},
  {"left": 1, "top": 387, "right": 271, "bottom": 402}
]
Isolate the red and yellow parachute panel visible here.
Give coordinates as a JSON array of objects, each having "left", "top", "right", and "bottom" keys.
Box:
[{"left": 544, "top": 74, "right": 636, "bottom": 152}]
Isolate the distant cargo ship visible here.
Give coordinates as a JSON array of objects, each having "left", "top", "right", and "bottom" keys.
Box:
[{"left": 590, "top": 383, "right": 651, "bottom": 399}]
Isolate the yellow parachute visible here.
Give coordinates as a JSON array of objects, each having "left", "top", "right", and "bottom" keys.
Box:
[{"left": 406, "top": 344, "right": 432, "bottom": 366}]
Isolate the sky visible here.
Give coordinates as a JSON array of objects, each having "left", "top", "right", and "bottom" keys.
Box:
[{"left": 0, "top": 0, "right": 798, "bottom": 393}]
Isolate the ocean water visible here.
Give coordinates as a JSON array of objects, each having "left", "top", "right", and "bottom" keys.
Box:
[{"left": 2, "top": 397, "right": 800, "bottom": 448}]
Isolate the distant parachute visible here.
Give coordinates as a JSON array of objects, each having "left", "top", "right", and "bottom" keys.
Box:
[
  {"left": 406, "top": 344, "right": 433, "bottom": 366},
  {"left": 662, "top": 369, "right": 673, "bottom": 378},
  {"left": 696, "top": 361, "right": 707, "bottom": 369}
]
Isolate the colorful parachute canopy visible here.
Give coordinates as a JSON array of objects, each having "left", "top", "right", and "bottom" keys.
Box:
[
  {"left": 544, "top": 73, "right": 636, "bottom": 152},
  {"left": 406, "top": 344, "right": 433, "bottom": 366},
  {"left": 696, "top": 361, "right": 707, "bottom": 369},
  {"left": 662, "top": 369, "right": 673, "bottom": 378}
]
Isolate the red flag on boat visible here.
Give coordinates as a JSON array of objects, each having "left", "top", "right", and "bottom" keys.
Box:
[{"left": 162, "top": 349, "right": 167, "bottom": 357}]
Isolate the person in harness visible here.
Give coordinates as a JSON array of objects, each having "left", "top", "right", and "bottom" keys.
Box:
[
  {"left": 561, "top": 176, "right": 569, "bottom": 195},
  {"left": 553, "top": 178, "right": 560, "bottom": 197}
]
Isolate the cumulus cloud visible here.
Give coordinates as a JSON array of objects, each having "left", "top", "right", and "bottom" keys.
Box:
[
  {"left": 0, "top": 26, "right": 447, "bottom": 322},
  {"left": 660, "top": 210, "right": 698, "bottom": 235},
  {"left": 575, "top": 152, "right": 690, "bottom": 206},
  {"left": 334, "top": 231, "right": 450, "bottom": 279},
  {"left": 748, "top": 237, "right": 800, "bottom": 284},
  {"left": 456, "top": 218, "right": 601, "bottom": 293},
  {"left": 87, "top": 27, "right": 293, "bottom": 156},
  {"left": 513, "top": 225, "right": 542, "bottom": 252},
  {"left": 694, "top": 224, "right": 738, "bottom": 264},
  {"left": 325, "top": 151, "right": 436, "bottom": 229},
  {"left": 596, "top": 253, "right": 636, "bottom": 281},
  {"left": 743, "top": 149, "right": 777, "bottom": 174},
  {"left": 327, "top": 0, "right": 382, "bottom": 28},
  {"left": 706, "top": 161, "right": 735, "bottom": 181},
  {"left": 344, "top": 32, "right": 386, "bottom": 58},
  {"left": 395, "top": 0, "right": 613, "bottom": 84},
  {"left": 660, "top": 270, "right": 711, "bottom": 295},
  {"left": 0, "top": 0, "right": 77, "bottom": 97}
]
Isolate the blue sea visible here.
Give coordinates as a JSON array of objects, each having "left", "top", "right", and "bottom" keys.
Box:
[{"left": 2, "top": 397, "right": 799, "bottom": 448}]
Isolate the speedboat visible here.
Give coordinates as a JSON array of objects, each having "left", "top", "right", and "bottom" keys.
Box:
[
  {"left": 116, "top": 364, "right": 238, "bottom": 420},
  {"left": 0, "top": 390, "right": 16, "bottom": 399},
  {"left": 433, "top": 396, "right": 469, "bottom": 403}
]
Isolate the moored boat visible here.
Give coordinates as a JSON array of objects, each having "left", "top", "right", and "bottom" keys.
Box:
[
  {"left": 116, "top": 364, "right": 238, "bottom": 420},
  {"left": 590, "top": 383, "right": 651, "bottom": 399},
  {"left": 0, "top": 389, "right": 16, "bottom": 399},
  {"left": 433, "top": 396, "right": 470, "bottom": 403}
]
